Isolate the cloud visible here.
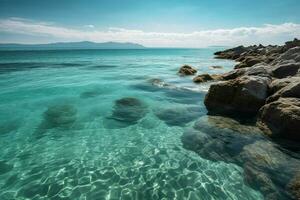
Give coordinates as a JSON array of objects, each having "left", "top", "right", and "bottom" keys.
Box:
[{"left": 0, "top": 18, "right": 300, "bottom": 47}]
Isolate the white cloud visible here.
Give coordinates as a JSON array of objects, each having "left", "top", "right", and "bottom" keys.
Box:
[{"left": 0, "top": 18, "right": 300, "bottom": 47}]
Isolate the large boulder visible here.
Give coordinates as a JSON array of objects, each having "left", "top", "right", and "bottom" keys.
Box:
[
  {"left": 272, "top": 62, "right": 300, "bottom": 78},
  {"left": 257, "top": 98, "right": 300, "bottom": 140},
  {"left": 234, "top": 56, "right": 265, "bottom": 69},
  {"left": 204, "top": 76, "right": 270, "bottom": 116},
  {"left": 269, "top": 77, "right": 300, "bottom": 94},
  {"left": 267, "top": 78, "right": 300, "bottom": 103},
  {"left": 272, "top": 47, "right": 300, "bottom": 65},
  {"left": 178, "top": 65, "right": 197, "bottom": 76},
  {"left": 214, "top": 45, "right": 247, "bottom": 59}
]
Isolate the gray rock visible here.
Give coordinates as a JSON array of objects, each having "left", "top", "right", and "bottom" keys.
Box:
[
  {"left": 204, "top": 76, "right": 270, "bottom": 116},
  {"left": 178, "top": 65, "right": 197, "bottom": 76},
  {"left": 257, "top": 98, "right": 300, "bottom": 140},
  {"left": 272, "top": 62, "right": 300, "bottom": 78}
]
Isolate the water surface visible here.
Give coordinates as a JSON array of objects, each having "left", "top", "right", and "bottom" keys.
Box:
[{"left": 0, "top": 49, "right": 266, "bottom": 199}]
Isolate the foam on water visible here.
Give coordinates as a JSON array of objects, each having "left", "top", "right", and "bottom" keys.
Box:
[{"left": 0, "top": 49, "right": 264, "bottom": 199}]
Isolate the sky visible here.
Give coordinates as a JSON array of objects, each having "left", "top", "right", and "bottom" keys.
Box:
[{"left": 0, "top": 0, "right": 300, "bottom": 47}]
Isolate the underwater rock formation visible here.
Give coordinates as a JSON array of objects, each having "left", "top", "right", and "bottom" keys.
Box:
[
  {"left": 104, "top": 97, "right": 148, "bottom": 128},
  {"left": 204, "top": 38, "right": 300, "bottom": 141}
]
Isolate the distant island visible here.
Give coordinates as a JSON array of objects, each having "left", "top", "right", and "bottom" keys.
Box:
[{"left": 0, "top": 41, "right": 146, "bottom": 50}]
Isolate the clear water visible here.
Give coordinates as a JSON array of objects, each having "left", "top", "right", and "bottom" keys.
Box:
[{"left": 0, "top": 49, "right": 264, "bottom": 199}]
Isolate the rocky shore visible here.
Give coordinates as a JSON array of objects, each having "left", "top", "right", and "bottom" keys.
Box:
[
  {"left": 179, "top": 38, "right": 300, "bottom": 200},
  {"left": 189, "top": 38, "right": 300, "bottom": 141}
]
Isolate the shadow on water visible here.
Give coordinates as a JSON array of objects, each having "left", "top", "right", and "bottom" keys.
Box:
[
  {"left": 181, "top": 115, "right": 300, "bottom": 200},
  {"left": 104, "top": 97, "right": 148, "bottom": 129}
]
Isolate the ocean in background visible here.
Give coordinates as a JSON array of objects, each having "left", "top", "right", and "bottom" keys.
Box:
[{"left": 0, "top": 48, "right": 266, "bottom": 200}]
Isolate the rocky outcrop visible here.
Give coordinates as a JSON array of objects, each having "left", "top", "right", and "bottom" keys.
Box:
[
  {"left": 204, "top": 76, "right": 270, "bottom": 116},
  {"left": 178, "top": 65, "right": 197, "bottom": 75},
  {"left": 193, "top": 73, "right": 223, "bottom": 83},
  {"left": 205, "top": 39, "right": 300, "bottom": 141},
  {"left": 272, "top": 62, "right": 300, "bottom": 78},
  {"left": 257, "top": 98, "right": 300, "bottom": 140}
]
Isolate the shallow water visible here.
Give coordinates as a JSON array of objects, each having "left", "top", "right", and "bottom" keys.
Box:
[{"left": 0, "top": 48, "right": 270, "bottom": 199}]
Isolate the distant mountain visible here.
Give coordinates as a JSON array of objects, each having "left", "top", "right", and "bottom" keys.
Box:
[{"left": 0, "top": 41, "right": 146, "bottom": 50}]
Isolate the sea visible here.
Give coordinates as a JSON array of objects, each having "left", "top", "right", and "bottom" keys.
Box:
[{"left": 0, "top": 48, "right": 281, "bottom": 199}]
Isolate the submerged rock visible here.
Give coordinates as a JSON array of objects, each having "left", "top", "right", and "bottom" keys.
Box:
[
  {"left": 210, "top": 65, "right": 223, "bottom": 69},
  {"left": 36, "top": 104, "right": 77, "bottom": 135},
  {"left": 194, "top": 115, "right": 261, "bottom": 135},
  {"left": 43, "top": 104, "right": 77, "bottom": 128},
  {"left": 155, "top": 106, "right": 202, "bottom": 127},
  {"left": 80, "top": 90, "right": 102, "bottom": 99},
  {"left": 257, "top": 98, "right": 300, "bottom": 140},
  {"left": 105, "top": 97, "right": 147, "bottom": 128},
  {"left": 287, "top": 172, "right": 300, "bottom": 200},
  {"left": 0, "top": 160, "right": 13, "bottom": 175},
  {"left": 178, "top": 65, "right": 197, "bottom": 76},
  {"left": 204, "top": 76, "right": 270, "bottom": 116}
]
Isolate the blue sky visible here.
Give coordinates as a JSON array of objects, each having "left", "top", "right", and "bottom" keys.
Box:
[{"left": 0, "top": 0, "right": 300, "bottom": 47}]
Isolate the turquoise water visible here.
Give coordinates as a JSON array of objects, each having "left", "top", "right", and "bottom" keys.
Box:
[{"left": 0, "top": 49, "right": 264, "bottom": 199}]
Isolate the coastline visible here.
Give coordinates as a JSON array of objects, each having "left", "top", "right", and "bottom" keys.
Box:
[{"left": 180, "top": 38, "right": 300, "bottom": 200}]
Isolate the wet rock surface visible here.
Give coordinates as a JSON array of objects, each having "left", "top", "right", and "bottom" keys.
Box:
[
  {"left": 193, "top": 73, "right": 223, "bottom": 83},
  {"left": 257, "top": 98, "right": 300, "bottom": 140},
  {"left": 204, "top": 38, "right": 300, "bottom": 141},
  {"left": 204, "top": 76, "right": 270, "bottom": 116},
  {"left": 178, "top": 65, "right": 197, "bottom": 76}
]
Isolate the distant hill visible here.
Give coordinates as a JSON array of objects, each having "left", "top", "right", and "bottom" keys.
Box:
[{"left": 0, "top": 41, "right": 146, "bottom": 50}]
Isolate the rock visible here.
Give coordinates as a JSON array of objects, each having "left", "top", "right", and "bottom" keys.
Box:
[
  {"left": 193, "top": 74, "right": 223, "bottom": 83},
  {"left": 194, "top": 115, "right": 261, "bottom": 135},
  {"left": 110, "top": 97, "right": 147, "bottom": 123},
  {"left": 285, "top": 38, "right": 300, "bottom": 50},
  {"left": 80, "top": 91, "right": 101, "bottom": 99},
  {"left": 240, "top": 140, "right": 288, "bottom": 169},
  {"left": 272, "top": 47, "right": 300, "bottom": 65},
  {"left": 204, "top": 76, "right": 270, "bottom": 116},
  {"left": 42, "top": 104, "right": 77, "bottom": 129},
  {"left": 267, "top": 79, "right": 300, "bottom": 102},
  {"left": 222, "top": 68, "right": 246, "bottom": 80},
  {"left": 257, "top": 98, "right": 300, "bottom": 140},
  {"left": 214, "top": 46, "right": 247, "bottom": 59},
  {"left": 178, "top": 65, "right": 197, "bottom": 76},
  {"left": 269, "top": 77, "right": 300, "bottom": 94},
  {"left": 243, "top": 64, "right": 272, "bottom": 78},
  {"left": 0, "top": 160, "right": 13, "bottom": 175},
  {"left": 155, "top": 106, "right": 202, "bottom": 127},
  {"left": 243, "top": 164, "right": 280, "bottom": 200},
  {"left": 234, "top": 56, "right": 264, "bottom": 69},
  {"left": 210, "top": 66, "right": 223, "bottom": 69},
  {"left": 272, "top": 62, "right": 300, "bottom": 78},
  {"left": 287, "top": 172, "right": 300, "bottom": 200}
]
